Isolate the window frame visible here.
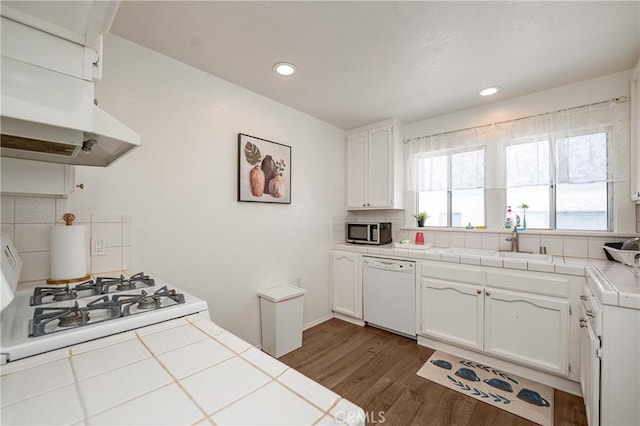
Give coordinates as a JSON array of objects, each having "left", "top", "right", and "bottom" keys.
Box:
[
  {"left": 505, "top": 127, "right": 613, "bottom": 232},
  {"left": 415, "top": 147, "right": 486, "bottom": 228}
]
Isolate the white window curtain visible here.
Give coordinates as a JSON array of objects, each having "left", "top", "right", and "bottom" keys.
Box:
[
  {"left": 506, "top": 140, "right": 549, "bottom": 188},
  {"left": 404, "top": 99, "right": 627, "bottom": 190},
  {"left": 415, "top": 149, "right": 484, "bottom": 191},
  {"left": 416, "top": 154, "right": 448, "bottom": 191}
]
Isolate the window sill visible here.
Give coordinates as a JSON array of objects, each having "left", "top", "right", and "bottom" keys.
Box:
[{"left": 400, "top": 226, "right": 636, "bottom": 238}]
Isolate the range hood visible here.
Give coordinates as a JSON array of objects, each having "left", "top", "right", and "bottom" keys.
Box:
[
  {"left": 1, "top": 11, "right": 140, "bottom": 167},
  {"left": 1, "top": 57, "right": 140, "bottom": 167}
]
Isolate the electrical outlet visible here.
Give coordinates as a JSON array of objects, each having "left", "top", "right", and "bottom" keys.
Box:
[{"left": 93, "top": 237, "right": 105, "bottom": 256}]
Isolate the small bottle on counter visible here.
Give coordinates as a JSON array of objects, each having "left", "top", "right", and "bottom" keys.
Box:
[{"left": 504, "top": 205, "right": 514, "bottom": 230}]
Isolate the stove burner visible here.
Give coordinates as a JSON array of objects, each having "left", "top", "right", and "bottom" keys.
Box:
[
  {"left": 137, "top": 294, "right": 161, "bottom": 310},
  {"left": 31, "top": 280, "right": 102, "bottom": 306},
  {"left": 117, "top": 282, "right": 136, "bottom": 291},
  {"left": 30, "top": 297, "right": 120, "bottom": 337},
  {"left": 52, "top": 286, "right": 78, "bottom": 302},
  {"left": 97, "top": 272, "right": 155, "bottom": 293},
  {"left": 113, "top": 286, "right": 185, "bottom": 316},
  {"left": 58, "top": 309, "right": 89, "bottom": 327}
]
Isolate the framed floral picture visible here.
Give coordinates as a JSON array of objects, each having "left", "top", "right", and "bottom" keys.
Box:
[{"left": 238, "top": 133, "right": 291, "bottom": 204}]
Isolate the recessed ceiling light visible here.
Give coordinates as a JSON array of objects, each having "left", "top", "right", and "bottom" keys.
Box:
[
  {"left": 479, "top": 86, "right": 501, "bottom": 97},
  {"left": 273, "top": 62, "right": 297, "bottom": 76}
]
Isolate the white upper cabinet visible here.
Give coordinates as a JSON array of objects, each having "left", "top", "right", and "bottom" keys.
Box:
[
  {"left": 1, "top": 157, "right": 75, "bottom": 198},
  {"left": 346, "top": 119, "right": 403, "bottom": 210},
  {"left": 346, "top": 132, "right": 367, "bottom": 209},
  {"left": 1, "top": 1, "right": 121, "bottom": 81}
]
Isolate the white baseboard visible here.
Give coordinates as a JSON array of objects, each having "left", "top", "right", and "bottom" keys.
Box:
[
  {"left": 302, "top": 314, "right": 333, "bottom": 331},
  {"left": 332, "top": 312, "right": 365, "bottom": 326},
  {"left": 417, "top": 335, "right": 582, "bottom": 396}
]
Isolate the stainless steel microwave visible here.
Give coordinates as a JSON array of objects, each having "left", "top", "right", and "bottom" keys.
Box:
[{"left": 346, "top": 222, "right": 392, "bottom": 245}]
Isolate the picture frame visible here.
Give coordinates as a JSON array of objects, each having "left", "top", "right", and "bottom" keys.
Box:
[{"left": 238, "top": 133, "right": 291, "bottom": 204}]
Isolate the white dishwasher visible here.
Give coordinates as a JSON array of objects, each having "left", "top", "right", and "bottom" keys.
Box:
[{"left": 363, "top": 257, "right": 416, "bottom": 338}]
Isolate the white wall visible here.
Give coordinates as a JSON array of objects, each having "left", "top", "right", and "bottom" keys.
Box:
[
  {"left": 69, "top": 35, "right": 346, "bottom": 346},
  {"left": 404, "top": 70, "right": 636, "bottom": 234}
]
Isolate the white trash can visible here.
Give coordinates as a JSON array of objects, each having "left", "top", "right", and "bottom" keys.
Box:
[{"left": 257, "top": 284, "right": 306, "bottom": 358}]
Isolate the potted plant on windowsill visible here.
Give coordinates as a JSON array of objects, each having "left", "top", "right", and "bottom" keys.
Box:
[{"left": 414, "top": 211, "right": 429, "bottom": 227}]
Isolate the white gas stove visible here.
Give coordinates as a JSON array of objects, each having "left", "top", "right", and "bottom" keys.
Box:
[{"left": 0, "top": 234, "right": 209, "bottom": 364}]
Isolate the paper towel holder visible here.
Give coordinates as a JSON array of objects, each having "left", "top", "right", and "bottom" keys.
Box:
[{"left": 47, "top": 212, "right": 91, "bottom": 285}]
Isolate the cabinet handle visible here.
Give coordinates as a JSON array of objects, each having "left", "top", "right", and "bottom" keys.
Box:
[
  {"left": 585, "top": 310, "right": 594, "bottom": 317},
  {"left": 485, "top": 291, "right": 491, "bottom": 296},
  {"left": 362, "top": 204, "right": 366, "bottom": 207},
  {"left": 476, "top": 289, "right": 482, "bottom": 294},
  {"left": 580, "top": 295, "right": 588, "bottom": 301}
]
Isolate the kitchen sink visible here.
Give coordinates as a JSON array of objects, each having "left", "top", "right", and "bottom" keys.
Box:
[
  {"left": 495, "top": 251, "right": 553, "bottom": 262},
  {"left": 441, "top": 248, "right": 497, "bottom": 256},
  {"left": 442, "top": 247, "right": 553, "bottom": 263}
]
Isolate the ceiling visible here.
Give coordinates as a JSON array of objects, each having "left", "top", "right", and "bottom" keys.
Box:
[{"left": 6, "top": 1, "right": 640, "bottom": 130}]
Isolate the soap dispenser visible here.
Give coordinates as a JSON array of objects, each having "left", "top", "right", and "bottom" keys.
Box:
[{"left": 504, "top": 206, "right": 514, "bottom": 230}]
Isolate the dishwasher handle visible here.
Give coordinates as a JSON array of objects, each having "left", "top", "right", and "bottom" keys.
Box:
[{"left": 363, "top": 258, "right": 415, "bottom": 272}]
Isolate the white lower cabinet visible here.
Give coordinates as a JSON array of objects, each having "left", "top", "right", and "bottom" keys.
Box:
[
  {"left": 421, "top": 279, "right": 483, "bottom": 351},
  {"left": 331, "top": 251, "right": 362, "bottom": 319},
  {"left": 420, "top": 261, "right": 575, "bottom": 377},
  {"left": 484, "top": 287, "right": 569, "bottom": 375}
]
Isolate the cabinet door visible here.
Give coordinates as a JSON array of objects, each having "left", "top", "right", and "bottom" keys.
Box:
[
  {"left": 632, "top": 59, "right": 640, "bottom": 202},
  {"left": 1, "top": 157, "right": 75, "bottom": 197},
  {"left": 346, "top": 132, "right": 367, "bottom": 209},
  {"left": 580, "top": 316, "right": 600, "bottom": 426},
  {"left": 421, "top": 279, "right": 483, "bottom": 351},
  {"left": 331, "top": 251, "right": 362, "bottom": 319},
  {"left": 484, "top": 287, "right": 569, "bottom": 375},
  {"left": 367, "top": 125, "right": 393, "bottom": 208}
]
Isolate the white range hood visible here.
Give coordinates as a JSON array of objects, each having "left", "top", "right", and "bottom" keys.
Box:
[{"left": 0, "top": 4, "right": 140, "bottom": 167}]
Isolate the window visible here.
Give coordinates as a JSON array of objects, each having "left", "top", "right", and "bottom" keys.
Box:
[
  {"left": 506, "top": 140, "right": 550, "bottom": 229},
  {"left": 406, "top": 101, "right": 623, "bottom": 232},
  {"left": 506, "top": 130, "right": 610, "bottom": 231},
  {"left": 417, "top": 149, "right": 485, "bottom": 227}
]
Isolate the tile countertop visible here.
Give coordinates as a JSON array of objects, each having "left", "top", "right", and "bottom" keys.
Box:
[
  {"left": 332, "top": 243, "right": 588, "bottom": 276},
  {"left": 0, "top": 315, "right": 365, "bottom": 426},
  {"left": 333, "top": 243, "right": 639, "bottom": 308},
  {"left": 588, "top": 259, "right": 640, "bottom": 309}
]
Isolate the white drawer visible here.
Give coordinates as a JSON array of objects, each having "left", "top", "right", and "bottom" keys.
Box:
[
  {"left": 486, "top": 269, "right": 569, "bottom": 298},
  {"left": 421, "top": 261, "right": 483, "bottom": 285}
]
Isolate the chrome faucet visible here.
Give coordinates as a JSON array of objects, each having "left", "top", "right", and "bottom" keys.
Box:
[{"left": 506, "top": 229, "right": 519, "bottom": 252}]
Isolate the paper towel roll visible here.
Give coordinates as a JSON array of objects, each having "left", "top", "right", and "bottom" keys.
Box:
[{"left": 49, "top": 225, "right": 89, "bottom": 282}]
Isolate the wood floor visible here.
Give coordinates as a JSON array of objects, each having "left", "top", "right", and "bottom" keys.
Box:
[{"left": 279, "top": 319, "right": 587, "bottom": 426}]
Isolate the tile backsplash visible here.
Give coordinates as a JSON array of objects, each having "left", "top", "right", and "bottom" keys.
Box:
[
  {"left": 1, "top": 196, "right": 132, "bottom": 282},
  {"left": 334, "top": 209, "right": 638, "bottom": 260}
]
